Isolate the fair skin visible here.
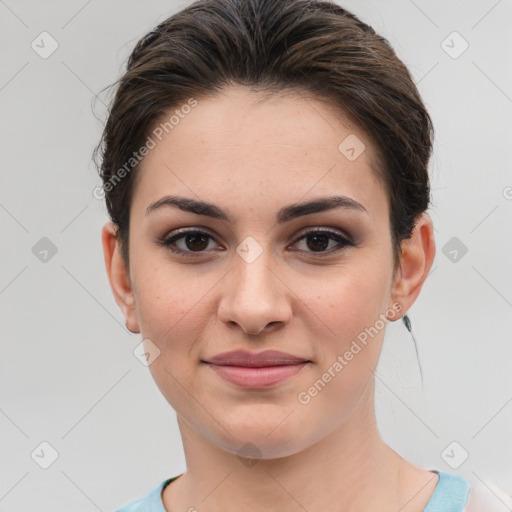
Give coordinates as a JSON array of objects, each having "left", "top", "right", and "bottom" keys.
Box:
[{"left": 102, "top": 86, "right": 437, "bottom": 512}]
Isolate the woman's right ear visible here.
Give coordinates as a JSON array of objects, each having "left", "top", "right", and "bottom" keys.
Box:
[{"left": 101, "top": 222, "right": 140, "bottom": 334}]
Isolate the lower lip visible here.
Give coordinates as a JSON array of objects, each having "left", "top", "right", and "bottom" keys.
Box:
[{"left": 205, "top": 362, "right": 309, "bottom": 388}]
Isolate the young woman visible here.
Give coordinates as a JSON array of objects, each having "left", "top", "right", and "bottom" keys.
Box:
[{"left": 96, "top": 0, "right": 477, "bottom": 510}]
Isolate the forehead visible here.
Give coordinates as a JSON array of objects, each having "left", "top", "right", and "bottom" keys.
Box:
[{"left": 132, "top": 85, "right": 388, "bottom": 223}]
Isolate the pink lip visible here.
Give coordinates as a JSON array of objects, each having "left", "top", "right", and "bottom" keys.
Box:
[
  {"left": 204, "top": 349, "right": 309, "bottom": 366},
  {"left": 206, "top": 362, "right": 309, "bottom": 388},
  {"left": 202, "top": 350, "right": 311, "bottom": 388}
]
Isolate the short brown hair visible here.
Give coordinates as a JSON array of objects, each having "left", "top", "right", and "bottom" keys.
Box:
[{"left": 94, "top": 0, "right": 434, "bottom": 271}]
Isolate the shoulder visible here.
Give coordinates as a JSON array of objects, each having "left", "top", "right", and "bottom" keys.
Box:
[
  {"left": 429, "top": 470, "right": 512, "bottom": 512},
  {"left": 423, "top": 470, "right": 470, "bottom": 512},
  {"left": 114, "top": 478, "right": 174, "bottom": 512}
]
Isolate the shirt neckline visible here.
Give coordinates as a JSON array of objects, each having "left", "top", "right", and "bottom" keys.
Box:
[
  {"left": 423, "top": 469, "right": 470, "bottom": 511},
  {"left": 156, "top": 470, "right": 470, "bottom": 511}
]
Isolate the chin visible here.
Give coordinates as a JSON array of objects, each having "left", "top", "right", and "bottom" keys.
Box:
[
  {"left": 211, "top": 419, "right": 309, "bottom": 461},
  {"left": 221, "top": 435, "right": 304, "bottom": 462}
]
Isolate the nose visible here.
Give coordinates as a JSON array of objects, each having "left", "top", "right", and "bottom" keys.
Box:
[{"left": 218, "top": 245, "right": 292, "bottom": 336}]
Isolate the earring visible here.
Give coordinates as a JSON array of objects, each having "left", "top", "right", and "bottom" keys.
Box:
[
  {"left": 402, "top": 314, "right": 424, "bottom": 385},
  {"left": 402, "top": 314, "right": 412, "bottom": 332}
]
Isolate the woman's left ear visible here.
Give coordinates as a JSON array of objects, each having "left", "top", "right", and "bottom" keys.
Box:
[{"left": 389, "top": 212, "right": 436, "bottom": 318}]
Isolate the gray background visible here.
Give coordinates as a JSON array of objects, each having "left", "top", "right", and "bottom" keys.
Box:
[{"left": 1, "top": 0, "right": 511, "bottom": 510}]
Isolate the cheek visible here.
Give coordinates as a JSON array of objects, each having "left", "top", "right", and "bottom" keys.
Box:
[
  {"left": 130, "top": 260, "right": 205, "bottom": 378},
  {"left": 133, "top": 256, "right": 213, "bottom": 337},
  {"left": 134, "top": 266, "right": 215, "bottom": 412},
  {"left": 302, "top": 259, "right": 391, "bottom": 342},
  {"left": 295, "top": 263, "right": 390, "bottom": 401}
]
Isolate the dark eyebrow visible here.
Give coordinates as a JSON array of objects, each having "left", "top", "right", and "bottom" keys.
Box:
[{"left": 145, "top": 195, "right": 367, "bottom": 223}]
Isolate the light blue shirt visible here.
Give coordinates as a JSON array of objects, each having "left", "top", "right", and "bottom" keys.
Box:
[{"left": 115, "top": 470, "right": 470, "bottom": 512}]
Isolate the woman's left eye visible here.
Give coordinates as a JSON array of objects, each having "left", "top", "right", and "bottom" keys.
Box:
[
  {"left": 292, "top": 228, "right": 354, "bottom": 254},
  {"left": 157, "top": 228, "right": 354, "bottom": 257}
]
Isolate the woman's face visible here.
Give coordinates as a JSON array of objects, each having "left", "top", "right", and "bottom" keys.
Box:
[{"left": 115, "top": 86, "right": 405, "bottom": 458}]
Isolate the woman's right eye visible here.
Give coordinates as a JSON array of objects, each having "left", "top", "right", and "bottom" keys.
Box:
[{"left": 157, "top": 229, "right": 221, "bottom": 257}]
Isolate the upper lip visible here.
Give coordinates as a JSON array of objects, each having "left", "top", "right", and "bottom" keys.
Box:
[{"left": 203, "top": 350, "right": 310, "bottom": 367}]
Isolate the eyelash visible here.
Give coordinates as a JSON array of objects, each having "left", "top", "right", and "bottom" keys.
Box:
[{"left": 156, "top": 227, "right": 354, "bottom": 258}]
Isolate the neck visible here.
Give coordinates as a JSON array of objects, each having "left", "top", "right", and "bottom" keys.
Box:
[{"left": 163, "top": 378, "right": 417, "bottom": 512}]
